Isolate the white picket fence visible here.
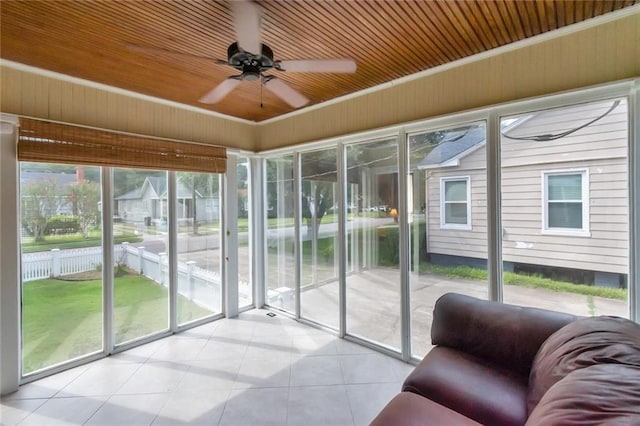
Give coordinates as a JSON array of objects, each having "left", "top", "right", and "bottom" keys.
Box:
[{"left": 20, "top": 244, "right": 242, "bottom": 312}]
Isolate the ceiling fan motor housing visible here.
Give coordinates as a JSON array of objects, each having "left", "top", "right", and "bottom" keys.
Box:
[{"left": 227, "top": 41, "right": 274, "bottom": 80}]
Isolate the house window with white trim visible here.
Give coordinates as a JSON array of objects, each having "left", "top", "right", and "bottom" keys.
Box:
[
  {"left": 440, "top": 176, "right": 471, "bottom": 229},
  {"left": 543, "top": 170, "right": 589, "bottom": 235}
]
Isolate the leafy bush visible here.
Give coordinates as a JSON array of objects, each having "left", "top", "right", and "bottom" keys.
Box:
[{"left": 45, "top": 215, "right": 80, "bottom": 235}]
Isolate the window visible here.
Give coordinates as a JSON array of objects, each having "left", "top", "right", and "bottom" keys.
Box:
[
  {"left": 440, "top": 177, "right": 471, "bottom": 229},
  {"left": 543, "top": 170, "right": 589, "bottom": 235}
]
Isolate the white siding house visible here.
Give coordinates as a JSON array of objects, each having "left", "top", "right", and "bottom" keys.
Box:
[{"left": 419, "top": 98, "right": 628, "bottom": 287}]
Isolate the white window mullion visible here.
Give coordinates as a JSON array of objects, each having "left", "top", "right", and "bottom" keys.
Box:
[
  {"left": 101, "top": 167, "right": 114, "bottom": 353},
  {"left": 168, "top": 171, "right": 178, "bottom": 331}
]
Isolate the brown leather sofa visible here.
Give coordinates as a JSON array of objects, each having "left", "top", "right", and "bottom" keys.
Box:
[{"left": 371, "top": 293, "right": 640, "bottom": 426}]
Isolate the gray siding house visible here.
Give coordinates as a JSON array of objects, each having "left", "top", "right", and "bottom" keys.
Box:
[
  {"left": 115, "top": 176, "right": 219, "bottom": 225},
  {"left": 419, "top": 98, "right": 628, "bottom": 287}
]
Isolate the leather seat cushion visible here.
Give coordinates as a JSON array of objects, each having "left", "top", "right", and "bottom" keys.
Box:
[
  {"left": 370, "top": 392, "right": 481, "bottom": 426},
  {"left": 403, "top": 346, "right": 529, "bottom": 426}
]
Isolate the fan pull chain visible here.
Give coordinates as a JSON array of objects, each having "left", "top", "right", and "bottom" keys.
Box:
[{"left": 260, "top": 81, "right": 264, "bottom": 108}]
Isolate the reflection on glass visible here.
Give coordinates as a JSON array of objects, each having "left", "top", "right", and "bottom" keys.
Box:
[
  {"left": 265, "top": 156, "right": 295, "bottom": 313},
  {"left": 345, "top": 139, "right": 401, "bottom": 350},
  {"left": 408, "top": 123, "right": 488, "bottom": 358},
  {"left": 20, "top": 163, "right": 103, "bottom": 374},
  {"left": 300, "top": 148, "right": 339, "bottom": 328},
  {"left": 113, "top": 168, "right": 169, "bottom": 344},
  {"left": 176, "top": 172, "right": 221, "bottom": 325},
  {"left": 238, "top": 157, "right": 253, "bottom": 308},
  {"left": 501, "top": 98, "right": 629, "bottom": 317}
]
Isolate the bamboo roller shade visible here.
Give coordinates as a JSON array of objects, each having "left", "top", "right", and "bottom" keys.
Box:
[{"left": 17, "top": 118, "right": 227, "bottom": 173}]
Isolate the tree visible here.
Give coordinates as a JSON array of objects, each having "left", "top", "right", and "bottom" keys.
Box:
[
  {"left": 301, "top": 179, "right": 333, "bottom": 238},
  {"left": 68, "top": 180, "right": 101, "bottom": 238},
  {"left": 21, "top": 179, "right": 63, "bottom": 242}
]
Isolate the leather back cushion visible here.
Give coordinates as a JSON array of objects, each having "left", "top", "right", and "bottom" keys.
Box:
[
  {"left": 525, "top": 364, "right": 640, "bottom": 425},
  {"left": 431, "top": 293, "right": 577, "bottom": 376},
  {"left": 527, "top": 316, "right": 640, "bottom": 414}
]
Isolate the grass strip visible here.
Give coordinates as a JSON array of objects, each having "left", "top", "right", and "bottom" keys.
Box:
[{"left": 420, "top": 263, "right": 627, "bottom": 300}]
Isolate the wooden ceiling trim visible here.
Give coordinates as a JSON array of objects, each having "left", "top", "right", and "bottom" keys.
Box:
[
  {"left": 403, "top": 1, "right": 459, "bottom": 63},
  {"left": 574, "top": 1, "right": 586, "bottom": 22},
  {"left": 450, "top": 2, "right": 500, "bottom": 51},
  {"left": 478, "top": 1, "right": 512, "bottom": 47},
  {"left": 343, "top": 3, "right": 421, "bottom": 73},
  {"left": 257, "top": 3, "right": 379, "bottom": 95},
  {"left": 511, "top": 1, "right": 534, "bottom": 38},
  {"left": 419, "top": 1, "right": 476, "bottom": 57},
  {"left": 399, "top": 2, "right": 456, "bottom": 64},
  {"left": 429, "top": 1, "right": 485, "bottom": 54},
  {"left": 536, "top": 1, "right": 552, "bottom": 33},
  {"left": 262, "top": 3, "right": 371, "bottom": 82},
  {"left": 91, "top": 3, "right": 236, "bottom": 97},
  {"left": 503, "top": 0, "right": 527, "bottom": 42},
  {"left": 120, "top": 2, "right": 227, "bottom": 54},
  {"left": 383, "top": 2, "right": 449, "bottom": 67},
  {"left": 261, "top": 3, "right": 365, "bottom": 77},
  {"left": 555, "top": 1, "right": 567, "bottom": 27},
  {"left": 304, "top": 2, "right": 408, "bottom": 84},
  {"left": 380, "top": 2, "right": 443, "bottom": 69},
  {"left": 171, "top": 1, "right": 234, "bottom": 40}
]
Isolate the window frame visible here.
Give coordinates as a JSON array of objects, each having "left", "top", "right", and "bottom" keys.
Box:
[
  {"left": 541, "top": 168, "right": 590, "bottom": 237},
  {"left": 440, "top": 176, "right": 472, "bottom": 230}
]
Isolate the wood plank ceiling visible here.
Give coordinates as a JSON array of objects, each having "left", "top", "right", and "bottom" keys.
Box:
[{"left": 1, "top": 1, "right": 637, "bottom": 122}]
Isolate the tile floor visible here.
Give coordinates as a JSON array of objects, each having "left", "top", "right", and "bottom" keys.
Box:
[{"left": 1, "top": 309, "right": 415, "bottom": 425}]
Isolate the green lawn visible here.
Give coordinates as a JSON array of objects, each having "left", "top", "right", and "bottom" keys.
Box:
[
  {"left": 22, "top": 231, "right": 143, "bottom": 253},
  {"left": 22, "top": 273, "right": 213, "bottom": 374}
]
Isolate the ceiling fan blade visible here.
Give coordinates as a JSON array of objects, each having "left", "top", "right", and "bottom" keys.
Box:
[
  {"left": 277, "top": 59, "right": 357, "bottom": 73},
  {"left": 229, "top": 0, "right": 262, "bottom": 55},
  {"left": 199, "top": 78, "right": 242, "bottom": 104},
  {"left": 263, "top": 77, "right": 309, "bottom": 109}
]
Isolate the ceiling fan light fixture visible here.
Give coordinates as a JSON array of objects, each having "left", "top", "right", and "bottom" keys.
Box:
[{"left": 242, "top": 71, "right": 261, "bottom": 81}]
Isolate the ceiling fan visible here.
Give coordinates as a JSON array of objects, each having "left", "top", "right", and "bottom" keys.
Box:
[{"left": 200, "top": 0, "right": 357, "bottom": 108}]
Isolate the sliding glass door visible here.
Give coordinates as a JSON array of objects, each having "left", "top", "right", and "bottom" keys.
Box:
[
  {"left": 265, "top": 156, "right": 296, "bottom": 313},
  {"left": 345, "top": 138, "right": 401, "bottom": 350},
  {"left": 407, "top": 122, "right": 488, "bottom": 358},
  {"left": 176, "top": 172, "right": 222, "bottom": 326},
  {"left": 20, "top": 163, "right": 103, "bottom": 374},
  {"left": 112, "top": 168, "right": 170, "bottom": 345},
  {"left": 299, "top": 148, "right": 339, "bottom": 329}
]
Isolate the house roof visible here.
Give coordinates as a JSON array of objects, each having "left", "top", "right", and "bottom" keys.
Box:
[
  {"left": 417, "top": 127, "right": 486, "bottom": 169},
  {"left": 115, "top": 176, "right": 206, "bottom": 200}
]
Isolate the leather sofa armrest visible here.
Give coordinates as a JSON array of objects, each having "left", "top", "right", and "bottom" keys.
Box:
[{"left": 431, "top": 293, "right": 579, "bottom": 376}]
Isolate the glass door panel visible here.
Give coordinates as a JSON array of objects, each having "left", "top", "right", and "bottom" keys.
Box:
[
  {"left": 407, "top": 123, "right": 488, "bottom": 358},
  {"left": 112, "top": 168, "right": 169, "bottom": 344},
  {"left": 265, "top": 156, "right": 296, "bottom": 313},
  {"left": 300, "top": 148, "right": 339, "bottom": 329},
  {"left": 345, "top": 139, "right": 401, "bottom": 350},
  {"left": 237, "top": 157, "right": 253, "bottom": 309},
  {"left": 176, "top": 172, "right": 221, "bottom": 325},
  {"left": 500, "top": 98, "right": 629, "bottom": 317},
  {"left": 20, "top": 163, "right": 103, "bottom": 374}
]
